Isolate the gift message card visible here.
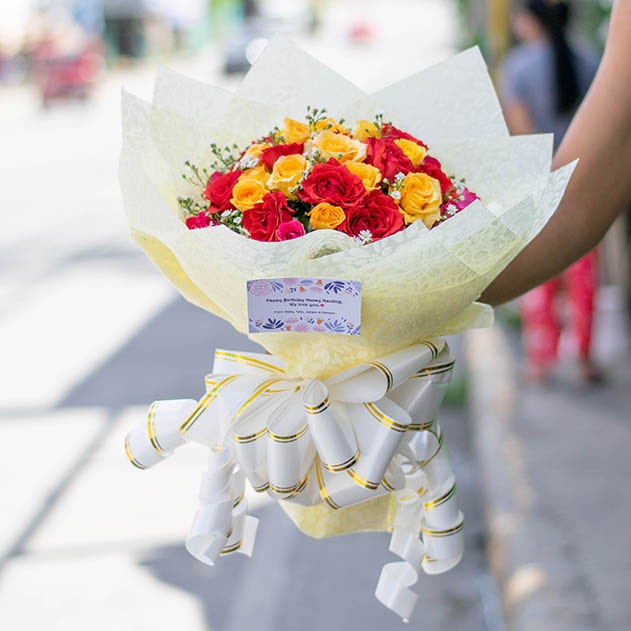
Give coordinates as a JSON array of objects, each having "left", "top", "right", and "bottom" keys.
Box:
[{"left": 247, "top": 278, "right": 362, "bottom": 335}]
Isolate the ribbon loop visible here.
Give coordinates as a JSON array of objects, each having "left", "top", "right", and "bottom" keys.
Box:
[
  {"left": 347, "top": 398, "right": 411, "bottom": 490},
  {"left": 325, "top": 339, "right": 445, "bottom": 403},
  {"left": 124, "top": 398, "right": 195, "bottom": 469},
  {"left": 303, "top": 380, "right": 359, "bottom": 473}
]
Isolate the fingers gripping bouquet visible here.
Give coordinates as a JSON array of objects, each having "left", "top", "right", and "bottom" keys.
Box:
[{"left": 121, "top": 36, "right": 574, "bottom": 620}]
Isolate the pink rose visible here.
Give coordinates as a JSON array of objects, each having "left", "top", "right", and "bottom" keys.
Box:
[
  {"left": 449, "top": 186, "right": 479, "bottom": 212},
  {"left": 276, "top": 219, "right": 306, "bottom": 241}
]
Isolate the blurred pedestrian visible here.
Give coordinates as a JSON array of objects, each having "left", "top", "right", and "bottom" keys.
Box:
[
  {"left": 481, "top": 0, "right": 631, "bottom": 307},
  {"left": 500, "top": 0, "right": 601, "bottom": 384}
]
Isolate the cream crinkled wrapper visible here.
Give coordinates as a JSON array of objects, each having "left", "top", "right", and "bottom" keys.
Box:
[{"left": 120, "top": 35, "right": 575, "bottom": 379}]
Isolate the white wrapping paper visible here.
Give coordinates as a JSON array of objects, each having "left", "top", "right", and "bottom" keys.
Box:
[{"left": 120, "top": 36, "right": 575, "bottom": 379}]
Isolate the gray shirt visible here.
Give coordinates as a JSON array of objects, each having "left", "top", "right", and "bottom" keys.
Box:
[{"left": 501, "top": 41, "right": 600, "bottom": 149}]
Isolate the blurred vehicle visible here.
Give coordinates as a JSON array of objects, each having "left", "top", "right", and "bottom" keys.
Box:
[
  {"left": 222, "top": 0, "right": 314, "bottom": 75},
  {"left": 32, "top": 35, "right": 104, "bottom": 107},
  {"left": 348, "top": 20, "right": 376, "bottom": 45}
]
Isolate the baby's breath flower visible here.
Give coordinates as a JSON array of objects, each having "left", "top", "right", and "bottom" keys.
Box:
[
  {"left": 238, "top": 155, "right": 259, "bottom": 169},
  {"left": 394, "top": 172, "right": 406, "bottom": 183},
  {"left": 355, "top": 229, "right": 373, "bottom": 245},
  {"left": 390, "top": 190, "right": 402, "bottom": 201}
]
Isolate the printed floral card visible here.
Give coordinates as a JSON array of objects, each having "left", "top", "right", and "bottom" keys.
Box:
[{"left": 247, "top": 277, "right": 362, "bottom": 335}]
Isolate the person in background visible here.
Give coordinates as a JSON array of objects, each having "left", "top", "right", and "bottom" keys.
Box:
[
  {"left": 482, "top": 0, "right": 631, "bottom": 308},
  {"left": 500, "top": 0, "right": 601, "bottom": 384}
]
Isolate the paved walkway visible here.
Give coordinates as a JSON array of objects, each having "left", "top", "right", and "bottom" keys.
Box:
[{"left": 466, "top": 290, "right": 631, "bottom": 631}]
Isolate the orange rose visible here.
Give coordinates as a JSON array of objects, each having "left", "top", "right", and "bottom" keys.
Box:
[
  {"left": 281, "top": 118, "right": 310, "bottom": 143},
  {"left": 267, "top": 154, "right": 307, "bottom": 199},
  {"left": 399, "top": 173, "right": 442, "bottom": 227},
  {"left": 353, "top": 120, "right": 381, "bottom": 141},
  {"left": 345, "top": 162, "right": 382, "bottom": 191},
  {"left": 231, "top": 177, "right": 268, "bottom": 212},
  {"left": 394, "top": 138, "right": 427, "bottom": 166},
  {"left": 308, "top": 202, "right": 346, "bottom": 229},
  {"left": 309, "top": 129, "right": 366, "bottom": 163}
]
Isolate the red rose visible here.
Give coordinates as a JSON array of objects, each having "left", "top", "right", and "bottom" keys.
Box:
[
  {"left": 242, "top": 191, "right": 294, "bottom": 241},
  {"left": 337, "top": 190, "right": 404, "bottom": 241},
  {"left": 260, "top": 143, "right": 305, "bottom": 170},
  {"left": 417, "top": 156, "right": 453, "bottom": 196},
  {"left": 203, "top": 170, "right": 242, "bottom": 211},
  {"left": 382, "top": 123, "right": 428, "bottom": 149},
  {"left": 185, "top": 212, "right": 213, "bottom": 230},
  {"left": 276, "top": 219, "right": 306, "bottom": 241},
  {"left": 299, "top": 159, "right": 366, "bottom": 209},
  {"left": 365, "top": 137, "right": 415, "bottom": 181}
]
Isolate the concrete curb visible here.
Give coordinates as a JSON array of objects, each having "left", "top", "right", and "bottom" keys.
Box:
[{"left": 464, "top": 326, "right": 543, "bottom": 631}]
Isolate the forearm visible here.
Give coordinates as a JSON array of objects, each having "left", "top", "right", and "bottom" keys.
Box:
[{"left": 481, "top": 0, "right": 631, "bottom": 305}]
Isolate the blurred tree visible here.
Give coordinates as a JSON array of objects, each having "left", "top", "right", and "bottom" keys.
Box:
[
  {"left": 454, "top": 0, "right": 509, "bottom": 72},
  {"left": 575, "top": 0, "right": 612, "bottom": 50}
]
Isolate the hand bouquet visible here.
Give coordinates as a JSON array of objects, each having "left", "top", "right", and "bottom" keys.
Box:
[{"left": 121, "top": 35, "right": 574, "bottom": 621}]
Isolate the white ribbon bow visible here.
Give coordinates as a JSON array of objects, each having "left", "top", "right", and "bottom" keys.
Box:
[{"left": 125, "top": 338, "right": 463, "bottom": 621}]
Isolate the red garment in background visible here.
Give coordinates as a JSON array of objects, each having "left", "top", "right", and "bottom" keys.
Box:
[{"left": 520, "top": 251, "right": 598, "bottom": 368}]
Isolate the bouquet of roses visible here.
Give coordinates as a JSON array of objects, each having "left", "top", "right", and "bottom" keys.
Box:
[
  {"left": 120, "top": 36, "right": 574, "bottom": 621},
  {"left": 179, "top": 107, "right": 479, "bottom": 243}
]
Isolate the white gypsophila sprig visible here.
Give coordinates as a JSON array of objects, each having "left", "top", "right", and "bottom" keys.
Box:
[
  {"left": 217, "top": 208, "right": 246, "bottom": 234},
  {"left": 388, "top": 171, "right": 405, "bottom": 201},
  {"left": 237, "top": 154, "right": 260, "bottom": 169}
]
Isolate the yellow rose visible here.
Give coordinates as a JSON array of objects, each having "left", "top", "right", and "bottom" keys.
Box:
[
  {"left": 399, "top": 173, "right": 442, "bottom": 227},
  {"left": 314, "top": 117, "right": 350, "bottom": 134},
  {"left": 241, "top": 164, "right": 269, "bottom": 184},
  {"left": 308, "top": 202, "right": 346, "bottom": 230},
  {"left": 245, "top": 142, "right": 271, "bottom": 157},
  {"left": 394, "top": 139, "right": 427, "bottom": 166},
  {"left": 267, "top": 154, "right": 307, "bottom": 199},
  {"left": 353, "top": 120, "right": 381, "bottom": 141},
  {"left": 345, "top": 161, "right": 382, "bottom": 191},
  {"left": 309, "top": 129, "right": 367, "bottom": 163},
  {"left": 281, "top": 118, "right": 310, "bottom": 144},
  {"left": 231, "top": 177, "right": 268, "bottom": 212}
]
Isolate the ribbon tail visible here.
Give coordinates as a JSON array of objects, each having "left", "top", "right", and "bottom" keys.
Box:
[
  {"left": 375, "top": 561, "right": 419, "bottom": 623},
  {"left": 185, "top": 448, "right": 237, "bottom": 565},
  {"left": 375, "top": 492, "right": 425, "bottom": 622}
]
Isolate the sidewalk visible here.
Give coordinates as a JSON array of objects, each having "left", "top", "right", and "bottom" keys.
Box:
[{"left": 465, "top": 288, "right": 631, "bottom": 631}]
